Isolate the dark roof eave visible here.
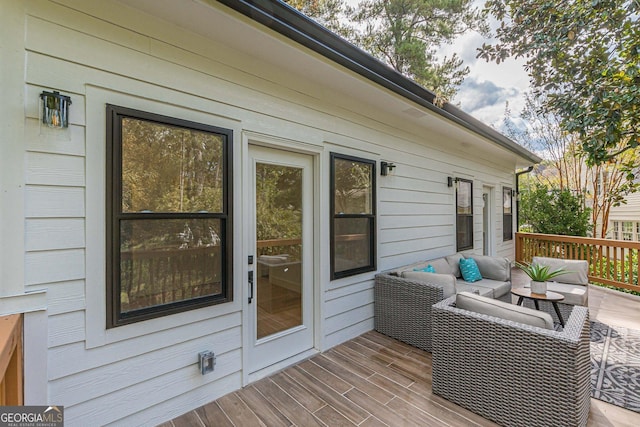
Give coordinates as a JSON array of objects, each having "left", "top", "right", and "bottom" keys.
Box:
[{"left": 215, "top": 0, "right": 542, "bottom": 164}]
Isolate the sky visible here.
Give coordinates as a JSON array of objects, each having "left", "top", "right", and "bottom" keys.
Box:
[
  {"left": 439, "top": 2, "right": 531, "bottom": 131},
  {"left": 342, "top": 0, "right": 532, "bottom": 131}
]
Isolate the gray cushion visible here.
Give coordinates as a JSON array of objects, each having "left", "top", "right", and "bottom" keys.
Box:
[
  {"left": 532, "top": 257, "right": 588, "bottom": 285},
  {"left": 546, "top": 282, "right": 589, "bottom": 306},
  {"left": 455, "top": 283, "right": 494, "bottom": 298},
  {"left": 467, "top": 255, "right": 511, "bottom": 282},
  {"left": 457, "top": 278, "right": 511, "bottom": 299},
  {"left": 445, "top": 253, "right": 465, "bottom": 278},
  {"left": 401, "top": 271, "right": 456, "bottom": 298},
  {"left": 428, "top": 257, "right": 453, "bottom": 275},
  {"left": 387, "top": 260, "right": 432, "bottom": 276},
  {"left": 456, "top": 292, "right": 554, "bottom": 330}
]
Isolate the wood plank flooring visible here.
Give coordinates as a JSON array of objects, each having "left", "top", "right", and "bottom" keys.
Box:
[
  {"left": 169, "top": 331, "right": 500, "bottom": 427},
  {"left": 165, "top": 284, "right": 640, "bottom": 427}
]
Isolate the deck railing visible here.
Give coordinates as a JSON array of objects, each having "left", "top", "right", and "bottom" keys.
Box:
[
  {"left": 516, "top": 232, "right": 640, "bottom": 292},
  {"left": 0, "top": 314, "right": 23, "bottom": 405}
]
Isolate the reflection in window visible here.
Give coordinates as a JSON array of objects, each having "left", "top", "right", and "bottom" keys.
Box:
[
  {"left": 503, "top": 187, "right": 513, "bottom": 241},
  {"left": 107, "top": 105, "right": 232, "bottom": 327},
  {"left": 456, "top": 179, "right": 473, "bottom": 251},
  {"left": 331, "top": 154, "right": 376, "bottom": 279}
]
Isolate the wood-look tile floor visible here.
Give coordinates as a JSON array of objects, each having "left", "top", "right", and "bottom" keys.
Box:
[
  {"left": 167, "top": 331, "right": 500, "bottom": 427},
  {"left": 164, "top": 284, "right": 640, "bottom": 427}
]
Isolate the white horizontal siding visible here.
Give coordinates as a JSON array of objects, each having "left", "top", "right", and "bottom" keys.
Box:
[
  {"left": 610, "top": 193, "right": 640, "bottom": 219},
  {"left": 48, "top": 311, "right": 241, "bottom": 381},
  {"left": 12, "top": 0, "right": 520, "bottom": 424},
  {"left": 48, "top": 311, "right": 85, "bottom": 348},
  {"left": 25, "top": 186, "right": 85, "bottom": 218},
  {"left": 65, "top": 349, "right": 242, "bottom": 426},
  {"left": 25, "top": 219, "right": 85, "bottom": 251},
  {"left": 25, "top": 249, "right": 84, "bottom": 285},
  {"left": 50, "top": 326, "right": 241, "bottom": 407}
]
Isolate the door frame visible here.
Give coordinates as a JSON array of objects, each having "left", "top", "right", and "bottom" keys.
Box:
[
  {"left": 241, "top": 132, "right": 323, "bottom": 385},
  {"left": 482, "top": 186, "right": 495, "bottom": 256}
]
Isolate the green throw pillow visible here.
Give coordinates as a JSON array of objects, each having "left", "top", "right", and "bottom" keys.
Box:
[{"left": 459, "top": 258, "right": 482, "bottom": 282}]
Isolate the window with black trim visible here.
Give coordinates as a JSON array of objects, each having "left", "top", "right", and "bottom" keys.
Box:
[
  {"left": 503, "top": 187, "right": 513, "bottom": 241},
  {"left": 106, "top": 105, "right": 233, "bottom": 327},
  {"left": 456, "top": 178, "right": 473, "bottom": 251},
  {"left": 330, "top": 153, "right": 376, "bottom": 279}
]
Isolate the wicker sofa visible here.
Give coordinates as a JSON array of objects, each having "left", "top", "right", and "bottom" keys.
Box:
[
  {"left": 431, "top": 294, "right": 591, "bottom": 427},
  {"left": 374, "top": 253, "right": 511, "bottom": 351}
]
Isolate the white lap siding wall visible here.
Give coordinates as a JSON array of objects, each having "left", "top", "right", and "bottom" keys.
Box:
[{"left": 4, "top": 0, "right": 522, "bottom": 424}]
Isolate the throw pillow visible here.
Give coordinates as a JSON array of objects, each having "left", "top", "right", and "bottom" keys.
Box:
[
  {"left": 459, "top": 258, "right": 482, "bottom": 282},
  {"left": 414, "top": 264, "right": 436, "bottom": 273}
]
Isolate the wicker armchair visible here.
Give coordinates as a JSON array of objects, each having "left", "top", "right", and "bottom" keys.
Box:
[
  {"left": 431, "top": 296, "right": 591, "bottom": 427},
  {"left": 374, "top": 273, "right": 445, "bottom": 352}
]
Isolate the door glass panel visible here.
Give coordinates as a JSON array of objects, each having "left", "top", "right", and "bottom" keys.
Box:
[{"left": 255, "top": 163, "right": 303, "bottom": 339}]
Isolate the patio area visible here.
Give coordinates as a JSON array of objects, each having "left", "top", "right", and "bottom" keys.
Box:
[{"left": 165, "top": 272, "right": 640, "bottom": 427}]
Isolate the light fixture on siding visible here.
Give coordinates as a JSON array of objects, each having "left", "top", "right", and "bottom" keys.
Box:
[
  {"left": 380, "top": 161, "right": 396, "bottom": 176},
  {"left": 448, "top": 177, "right": 459, "bottom": 187},
  {"left": 40, "top": 91, "right": 72, "bottom": 129}
]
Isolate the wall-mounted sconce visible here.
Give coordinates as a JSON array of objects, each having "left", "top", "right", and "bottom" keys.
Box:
[
  {"left": 40, "top": 91, "right": 72, "bottom": 129},
  {"left": 381, "top": 161, "right": 396, "bottom": 176},
  {"left": 447, "top": 177, "right": 460, "bottom": 187}
]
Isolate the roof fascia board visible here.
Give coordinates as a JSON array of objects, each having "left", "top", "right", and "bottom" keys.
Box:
[{"left": 214, "top": 0, "right": 541, "bottom": 164}]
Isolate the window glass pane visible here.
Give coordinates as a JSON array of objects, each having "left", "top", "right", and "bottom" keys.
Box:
[
  {"left": 503, "top": 188, "right": 512, "bottom": 214},
  {"left": 120, "top": 218, "right": 222, "bottom": 314},
  {"left": 457, "top": 180, "right": 472, "bottom": 215},
  {"left": 457, "top": 215, "right": 473, "bottom": 250},
  {"left": 334, "top": 158, "right": 373, "bottom": 214},
  {"left": 623, "top": 221, "right": 633, "bottom": 240},
  {"left": 333, "top": 217, "right": 372, "bottom": 273},
  {"left": 121, "top": 117, "right": 224, "bottom": 213}
]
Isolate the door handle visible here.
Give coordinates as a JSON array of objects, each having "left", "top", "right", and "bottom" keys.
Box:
[{"left": 248, "top": 271, "right": 254, "bottom": 304}]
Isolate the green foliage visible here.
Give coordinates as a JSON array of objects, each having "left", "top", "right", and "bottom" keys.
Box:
[
  {"left": 519, "top": 184, "right": 591, "bottom": 236},
  {"left": 255, "top": 164, "right": 303, "bottom": 245},
  {"left": 479, "top": 0, "right": 640, "bottom": 165},
  {"left": 599, "top": 251, "right": 639, "bottom": 287},
  {"left": 515, "top": 261, "right": 567, "bottom": 281},
  {"left": 286, "top": 0, "right": 488, "bottom": 101},
  {"left": 348, "top": 0, "right": 488, "bottom": 101}
]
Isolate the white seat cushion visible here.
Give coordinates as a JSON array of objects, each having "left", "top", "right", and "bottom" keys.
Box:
[
  {"left": 546, "top": 282, "right": 588, "bottom": 306},
  {"left": 456, "top": 292, "right": 554, "bottom": 330}
]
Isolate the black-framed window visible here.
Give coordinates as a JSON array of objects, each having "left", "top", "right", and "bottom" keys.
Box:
[
  {"left": 503, "top": 187, "right": 513, "bottom": 241},
  {"left": 456, "top": 178, "right": 473, "bottom": 251},
  {"left": 330, "top": 153, "right": 376, "bottom": 279},
  {"left": 106, "top": 105, "right": 233, "bottom": 328}
]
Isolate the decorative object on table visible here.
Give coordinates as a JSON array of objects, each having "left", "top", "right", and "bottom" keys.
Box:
[{"left": 515, "top": 261, "right": 567, "bottom": 294}]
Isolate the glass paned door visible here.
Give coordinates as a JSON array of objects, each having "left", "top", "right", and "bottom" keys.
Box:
[
  {"left": 255, "top": 162, "right": 303, "bottom": 339},
  {"left": 248, "top": 145, "right": 314, "bottom": 375}
]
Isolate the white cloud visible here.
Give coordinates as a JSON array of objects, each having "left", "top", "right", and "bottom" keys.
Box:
[{"left": 343, "top": 0, "right": 532, "bottom": 127}]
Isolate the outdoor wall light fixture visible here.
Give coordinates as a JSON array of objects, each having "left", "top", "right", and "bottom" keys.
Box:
[
  {"left": 40, "top": 91, "right": 72, "bottom": 129},
  {"left": 380, "top": 161, "right": 396, "bottom": 176},
  {"left": 448, "top": 177, "right": 460, "bottom": 187}
]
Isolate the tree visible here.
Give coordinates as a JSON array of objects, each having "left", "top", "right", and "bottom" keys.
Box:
[
  {"left": 519, "top": 184, "right": 591, "bottom": 237},
  {"left": 504, "top": 93, "right": 640, "bottom": 237},
  {"left": 287, "top": 0, "right": 488, "bottom": 101},
  {"left": 479, "top": 0, "right": 640, "bottom": 165},
  {"left": 284, "top": 0, "right": 351, "bottom": 37},
  {"left": 348, "top": 0, "right": 488, "bottom": 101}
]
